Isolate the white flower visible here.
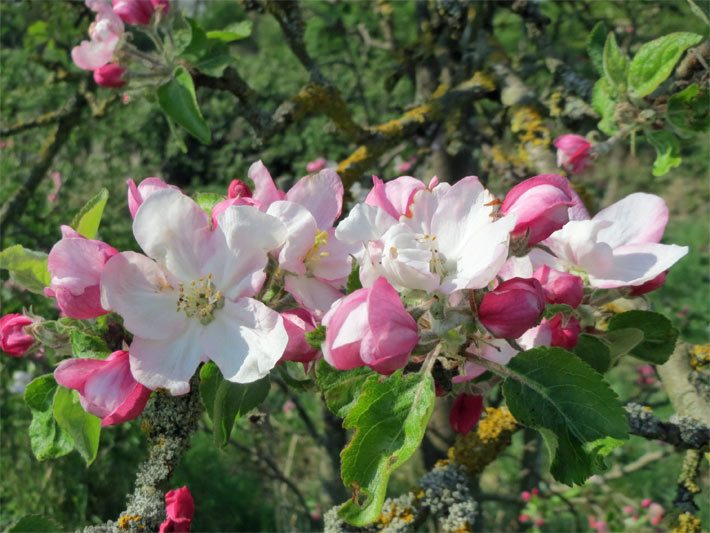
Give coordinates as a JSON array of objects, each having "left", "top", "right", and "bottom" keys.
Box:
[{"left": 101, "top": 189, "right": 288, "bottom": 395}]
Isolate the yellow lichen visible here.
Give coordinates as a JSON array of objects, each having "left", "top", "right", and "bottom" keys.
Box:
[
  {"left": 470, "top": 71, "right": 496, "bottom": 92},
  {"left": 672, "top": 512, "right": 702, "bottom": 533},
  {"left": 117, "top": 514, "right": 142, "bottom": 530},
  {"left": 511, "top": 105, "right": 550, "bottom": 147},
  {"left": 690, "top": 344, "right": 710, "bottom": 370}
]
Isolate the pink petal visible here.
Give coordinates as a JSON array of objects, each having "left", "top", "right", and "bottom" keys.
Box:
[
  {"left": 248, "top": 160, "right": 285, "bottom": 210},
  {"left": 594, "top": 193, "right": 669, "bottom": 247},
  {"left": 286, "top": 168, "right": 344, "bottom": 229}
]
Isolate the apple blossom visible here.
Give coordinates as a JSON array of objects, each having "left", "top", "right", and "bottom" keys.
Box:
[
  {"left": 112, "top": 0, "right": 154, "bottom": 25},
  {"left": 93, "top": 63, "right": 126, "bottom": 88},
  {"left": 54, "top": 350, "right": 151, "bottom": 426},
  {"left": 478, "top": 277, "right": 545, "bottom": 339},
  {"left": 127, "top": 177, "right": 177, "bottom": 218},
  {"left": 306, "top": 157, "right": 327, "bottom": 173},
  {"left": 100, "top": 188, "right": 288, "bottom": 395},
  {"left": 449, "top": 393, "right": 484, "bottom": 435},
  {"left": 322, "top": 277, "right": 418, "bottom": 374},
  {"left": 0, "top": 314, "right": 34, "bottom": 357},
  {"left": 71, "top": 0, "right": 124, "bottom": 71},
  {"left": 364, "top": 175, "right": 426, "bottom": 219},
  {"left": 338, "top": 176, "right": 515, "bottom": 294},
  {"left": 228, "top": 179, "right": 252, "bottom": 199},
  {"left": 542, "top": 193, "right": 688, "bottom": 289},
  {"left": 280, "top": 308, "right": 319, "bottom": 363},
  {"left": 46, "top": 226, "right": 118, "bottom": 319},
  {"left": 554, "top": 134, "right": 592, "bottom": 173},
  {"left": 547, "top": 313, "right": 581, "bottom": 349},
  {"left": 533, "top": 265, "right": 584, "bottom": 307},
  {"left": 501, "top": 174, "right": 575, "bottom": 245},
  {"left": 160, "top": 486, "right": 194, "bottom": 533}
]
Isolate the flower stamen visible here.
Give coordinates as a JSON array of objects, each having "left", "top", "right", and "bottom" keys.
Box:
[{"left": 176, "top": 273, "right": 224, "bottom": 325}]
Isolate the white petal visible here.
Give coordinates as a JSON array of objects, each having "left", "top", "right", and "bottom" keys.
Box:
[
  {"left": 133, "top": 189, "right": 211, "bottom": 282},
  {"left": 101, "top": 252, "right": 187, "bottom": 340},
  {"left": 310, "top": 230, "right": 354, "bottom": 282},
  {"left": 266, "top": 201, "right": 317, "bottom": 275},
  {"left": 335, "top": 203, "right": 395, "bottom": 244},
  {"left": 286, "top": 169, "right": 343, "bottom": 229},
  {"left": 218, "top": 205, "right": 287, "bottom": 253},
  {"left": 202, "top": 298, "right": 287, "bottom": 383},
  {"left": 589, "top": 243, "right": 688, "bottom": 288},
  {"left": 380, "top": 224, "right": 439, "bottom": 292},
  {"left": 594, "top": 193, "right": 669, "bottom": 247},
  {"left": 129, "top": 326, "right": 202, "bottom": 395},
  {"left": 284, "top": 275, "right": 344, "bottom": 318}
]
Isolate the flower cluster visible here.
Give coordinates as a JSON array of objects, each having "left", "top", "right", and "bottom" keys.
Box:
[{"left": 2, "top": 161, "right": 688, "bottom": 433}]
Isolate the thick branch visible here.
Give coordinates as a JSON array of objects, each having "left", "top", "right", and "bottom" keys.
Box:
[
  {"left": 657, "top": 343, "right": 710, "bottom": 425},
  {"left": 625, "top": 403, "right": 710, "bottom": 449},
  {"left": 0, "top": 106, "right": 79, "bottom": 137}
]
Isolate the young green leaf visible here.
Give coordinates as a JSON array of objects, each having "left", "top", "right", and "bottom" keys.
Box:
[
  {"left": 305, "top": 325, "right": 326, "bottom": 350},
  {"left": 194, "top": 192, "right": 223, "bottom": 216},
  {"left": 602, "top": 33, "right": 628, "bottom": 92},
  {"left": 587, "top": 22, "right": 608, "bottom": 75},
  {"left": 24, "top": 375, "right": 74, "bottom": 461},
  {"left": 573, "top": 334, "right": 611, "bottom": 374},
  {"left": 591, "top": 79, "right": 618, "bottom": 135},
  {"left": 646, "top": 131, "right": 682, "bottom": 176},
  {"left": 71, "top": 188, "right": 109, "bottom": 239},
  {"left": 667, "top": 84, "right": 709, "bottom": 134},
  {"left": 597, "top": 328, "right": 644, "bottom": 360},
  {"left": 0, "top": 244, "right": 51, "bottom": 294},
  {"left": 52, "top": 386, "right": 101, "bottom": 465},
  {"left": 607, "top": 310, "right": 678, "bottom": 364},
  {"left": 315, "top": 360, "right": 372, "bottom": 418},
  {"left": 345, "top": 262, "right": 362, "bottom": 294},
  {"left": 338, "top": 371, "right": 435, "bottom": 526},
  {"left": 502, "top": 347, "right": 628, "bottom": 485},
  {"left": 69, "top": 330, "right": 110, "bottom": 358},
  {"left": 687, "top": 0, "right": 710, "bottom": 25},
  {"left": 199, "top": 362, "right": 270, "bottom": 447},
  {"left": 157, "top": 67, "right": 211, "bottom": 144},
  {"left": 206, "top": 21, "right": 253, "bottom": 42},
  {"left": 628, "top": 32, "right": 703, "bottom": 98}
]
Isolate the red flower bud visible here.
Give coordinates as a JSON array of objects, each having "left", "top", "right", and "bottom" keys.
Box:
[
  {"left": 479, "top": 278, "right": 545, "bottom": 339},
  {"left": 93, "top": 63, "right": 126, "bottom": 88},
  {"left": 0, "top": 314, "right": 34, "bottom": 357},
  {"left": 449, "top": 393, "right": 484, "bottom": 435}
]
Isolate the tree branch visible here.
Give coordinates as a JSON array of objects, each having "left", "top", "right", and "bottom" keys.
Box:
[{"left": 625, "top": 403, "right": 710, "bottom": 449}]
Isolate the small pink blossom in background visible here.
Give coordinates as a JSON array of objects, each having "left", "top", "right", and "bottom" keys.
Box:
[
  {"left": 160, "top": 486, "right": 194, "bottom": 533},
  {"left": 47, "top": 171, "right": 62, "bottom": 203},
  {"left": 93, "top": 63, "right": 126, "bottom": 88},
  {"left": 518, "top": 514, "right": 530, "bottom": 523},
  {"left": 641, "top": 498, "right": 652, "bottom": 508},
  {"left": 127, "top": 177, "right": 177, "bottom": 218},
  {"left": 531, "top": 488, "right": 540, "bottom": 496},
  {"left": 520, "top": 491, "right": 531, "bottom": 502},
  {"left": 396, "top": 156, "right": 417, "bottom": 174},
  {"left": 0, "top": 314, "right": 34, "bottom": 357},
  {"left": 122, "top": 93, "right": 130, "bottom": 104},
  {"left": 588, "top": 517, "right": 609, "bottom": 533},
  {"left": 112, "top": 0, "right": 154, "bottom": 25},
  {"left": 533, "top": 265, "right": 584, "bottom": 308},
  {"left": 306, "top": 157, "right": 327, "bottom": 173},
  {"left": 322, "top": 277, "right": 418, "bottom": 375},
  {"left": 534, "top": 518, "right": 545, "bottom": 527},
  {"left": 554, "top": 134, "right": 592, "bottom": 174},
  {"left": 280, "top": 308, "right": 319, "bottom": 363},
  {"left": 623, "top": 505, "right": 635, "bottom": 515},
  {"left": 228, "top": 179, "right": 252, "bottom": 199},
  {"left": 478, "top": 277, "right": 545, "bottom": 339},
  {"left": 54, "top": 350, "right": 151, "bottom": 426},
  {"left": 46, "top": 226, "right": 118, "bottom": 319},
  {"left": 629, "top": 271, "right": 668, "bottom": 296},
  {"left": 547, "top": 313, "right": 581, "bottom": 350},
  {"left": 501, "top": 174, "right": 575, "bottom": 245},
  {"left": 282, "top": 399, "right": 296, "bottom": 415},
  {"left": 648, "top": 503, "right": 664, "bottom": 526},
  {"left": 449, "top": 393, "right": 484, "bottom": 435},
  {"left": 71, "top": 0, "right": 124, "bottom": 71}
]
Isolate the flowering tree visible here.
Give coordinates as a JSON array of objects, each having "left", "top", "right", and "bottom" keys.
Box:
[{"left": 1, "top": 1, "right": 708, "bottom": 532}]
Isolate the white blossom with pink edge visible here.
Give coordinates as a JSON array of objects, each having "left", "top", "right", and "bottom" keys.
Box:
[
  {"left": 100, "top": 188, "right": 288, "bottom": 395},
  {"left": 536, "top": 193, "right": 688, "bottom": 289},
  {"left": 337, "top": 176, "right": 516, "bottom": 294},
  {"left": 71, "top": 0, "right": 124, "bottom": 71}
]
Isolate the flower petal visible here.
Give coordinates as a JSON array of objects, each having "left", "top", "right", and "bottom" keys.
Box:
[
  {"left": 588, "top": 243, "right": 688, "bottom": 288},
  {"left": 286, "top": 168, "right": 343, "bottom": 229},
  {"left": 248, "top": 160, "right": 285, "bottom": 209},
  {"left": 266, "top": 201, "right": 318, "bottom": 275},
  {"left": 284, "top": 274, "right": 344, "bottom": 317},
  {"left": 101, "top": 252, "right": 187, "bottom": 340},
  {"left": 202, "top": 298, "right": 287, "bottom": 383},
  {"left": 594, "top": 193, "right": 669, "bottom": 247},
  {"left": 335, "top": 203, "right": 395, "bottom": 244}
]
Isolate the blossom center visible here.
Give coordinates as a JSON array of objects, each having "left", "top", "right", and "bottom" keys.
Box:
[
  {"left": 304, "top": 230, "right": 330, "bottom": 269},
  {"left": 175, "top": 274, "right": 224, "bottom": 325}
]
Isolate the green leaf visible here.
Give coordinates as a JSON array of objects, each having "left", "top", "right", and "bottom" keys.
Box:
[
  {"left": 573, "top": 334, "right": 611, "bottom": 374},
  {"left": 157, "top": 66, "right": 211, "bottom": 144},
  {"left": 305, "top": 325, "right": 326, "bottom": 350},
  {"left": 0, "top": 244, "right": 51, "bottom": 294},
  {"left": 53, "top": 386, "right": 101, "bottom": 465},
  {"left": 591, "top": 79, "right": 618, "bottom": 135},
  {"left": 597, "top": 328, "right": 644, "bottom": 360},
  {"left": 199, "top": 362, "right": 270, "bottom": 447},
  {"left": 194, "top": 192, "right": 223, "bottom": 216},
  {"left": 69, "top": 330, "right": 110, "bottom": 358},
  {"left": 7, "top": 514, "right": 62, "bottom": 532},
  {"left": 607, "top": 310, "right": 678, "bottom": 364},
  {"left": 646, "top": 131, "right": 682, "bottom": 176},
  {"left": 315, "top": 360, "right": 373, "bottom": 418},
  {"left": 24, "top": 375, "right": 74, "bottom": 461},
  {"left": 206, "top": 21, "right": 253, "bottom": 42},
  {"left": 338, "top": 371, "right": 435, "bottom": 526},
  {"left": 178, "top": 18, "right": 209, "bottom": 58},
  {"left": 687, "top": 0, "right": 710, "bottom": 25},
  {"left": 603, "top": 33, "right": 628, "bottom": 92},
  {"left": 587, "top": 22, "right": 608, "bottom": 75},
  {"left": 346, "top": 262, "right": 362, "bottom": 294},
  {"left": 71, "top": 188, "right": 109, "bottom": 239},
  {"left": 502, "top": 347, "right": 628, "bottom": 485},
  {"left": 179, "top": 18, "right": 233, "bottom": 77},
  {"left": 543, "top": 303, "right": 575, "bottom": 320},
  {"left": 628, "top": 32, "right": 703, "bottom": 98},
  {"left": 667, "top": 84, "right": 709, "bottom": 134}
]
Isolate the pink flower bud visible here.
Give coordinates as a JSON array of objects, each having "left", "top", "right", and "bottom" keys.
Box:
[
  {"left": 322, "top": 277, "right": 419, "bottom": 375},
  {"left": 112, "top": 0, "right": 154, "bottom": 25},
  {"left": 306, "top": 157, "right": 327, "bottom": 173},
  {"left": 478, "top": 278, "right": 545, "bottom": 339},
  {"left": 449, "top": 393, "right": 484, "bottom": 435},
  {"left": 54, "top": 350, "right": 151, "bottom": 426},
  {"left": 534, "top": 518, "right": 545, "bottom": 527},
  {"left": 521, "top": 491, "right": 531, "bottom": 502},
  {"left": 547, "top": 313, "right": 581, "bottom": 350},
  {"left": 501, "top": 174, "right": 575, "bottom": 245},
  {"left": 533, "top": 265, "right": 584, "bottom": 308},
  {"left": 46, "top": 227, "right": 118, "bottom": 319},
  {"left": 0, "top": 314, "right": 34, "bottom": 357},
  {"left": 365, "top": 175, "right": 425, "bottom": 219},
  {"left": 127, "top": 177, "right": 176, "bottom": 218},
  {"left": 629, "top": 271, "right": 668, "bottom": 296},
  {"left": 280, "top": 308, "right": 319, "bottom": 363},
  {"left": 638, "top": 365, "right": 654, "bottom": 377},
  {"left": 641, "top": 498, "right": 652, "bottom": 508},
  {"left": 531, "top": 488, "right": 540, "bottom": 496},
  {"left": 623, "top": 505, "right": 635, "bottom": 515},
  {"left": 93, "top": 63, "right": 126, "bottom": 88},
  {"left": 160, "top": 486, "right": 194, "bottom": 533},
  {"left": 518, "top": 514, "right": 530, "bottom": 523},
  {"left": 554, "top": 134, "right": 592, "bottom": 174},
  {"left": 648, "top": 503, "right": 664, "bottom": 526},
  {"left": 227, "top": 179, "right": 252, "bottom": 199}
]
